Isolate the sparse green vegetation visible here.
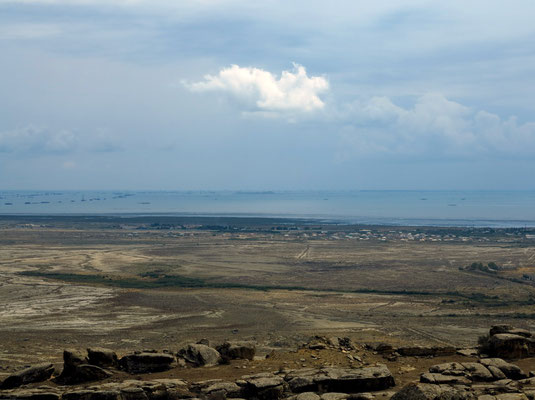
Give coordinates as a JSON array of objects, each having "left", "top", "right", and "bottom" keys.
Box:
[{"left": 460, "top": 262, "right": 504, "bottom": 274}]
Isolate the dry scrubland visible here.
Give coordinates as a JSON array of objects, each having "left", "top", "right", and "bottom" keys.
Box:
[{"left": 1, "top": 216, "right": 535, "bottom": 376}]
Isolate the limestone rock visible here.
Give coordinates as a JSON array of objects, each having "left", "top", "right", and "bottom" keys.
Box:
[
  {"left": 478, "top": 394, "right": 529, "bottom": 400},
  {"left": 373, "top": 344, "right": 393, "bottom": 355},
  {"left": 200, "top": 381, "right": 243, "bottom": 398},
  {"left": 462, "top": 363, "right": 494, "bottom": 381},
  {"left": 487, "top": 366, "right": 506, "bottom": 380},
  {"left": 241, "top": 373, "right": 286, "bottom": 400},
  {"left": 0, "top": 363, "right": 55, "bottom": 389},
  {"left": 490, "top": 326, "right": 532, "bottom": 338},
  {"left": 391, "top": 382, "right": 475, "bottom": 400},
  {"left": 349, "top": 394, "right": 374, "bottom": 400},
  {"left": 429, "top": 362, "right": 467, "bottom": 376},
  {"left": 420, "top": 373, "right": 471, "bottom": 385},
  {"left": 479, "top": 359, "right": 528, "bottom": 380},
  {"left": 63, "top": 350, "right": 88, "bottom": 370},
  {"left": 0, "top": 388, "right": 61, "bottom": 400},
  {"left": 217, "top": 342, "right": 256, "bottom": 361},
  {"left": 87, "top": 348, "right": 118, "bottom": 368},
  {"left": 319, "top": 393, "right": 349, "bottom": 400},
  {"left": 62, "top": 389, "right": 120, "bottom": 400},
  {"left": 119, "top": 353, "right": 176, "bottom": 374},
  {"left": 487, "top": 335, "right": 535, "bottom": 359},
  {"left": 284, "top": 366, "right": 395, "bottom": 394},
  {"left": 295, "top": 393, "right": 321, "bottom": 400},
  {"left": 178, "top": 344, "right": 221, "bottom": 367},
  {"left": 58, "top": 364, "right": 113, "bottom": 385}
]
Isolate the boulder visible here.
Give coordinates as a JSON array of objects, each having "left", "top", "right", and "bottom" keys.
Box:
[
  {"left": 58, "top": 364, "right": 113, "bottom": 385},
  {"left": 0, "top": 363, "right": 55, "bottom": 389},
  {"left": 295, "top": 393, "right": 321, "bottom": 400},
  {"left": 57, "top": 349, "right": 90, "bottom": 383},
  {"left": 425, "top": 360, "right": 521, "bottom": 383},
  {"left": 486, "top": 366, "right": 506, "bottom": 380},
  {"left": 479, "top": 359, "right": 528, "bottom": 380},
  {"left": 87, "top": 348, "right": 118, "bottom": 368},
  {"left": 396, "top": 346, "right": 456, "bottom": 357},
  {"left": 284, "top": 366, "right": 395, "bottom": 394},
  {"left": 348, "top": 395, "right": 374, "bottom": 400},
  {"left": 429, "top": 362, "right": 466, "bottom": 376},
  {"left": 198, "top": 381, "right": 243, "bottom": 398},
  {"left": 217, "top": 342, "right": 256, "bottom": 361},
  {"left": 119, "top": 353, "right": 175, "bottom": 374},
  {"left": 490, "top": 326, "right": 532, "bottom": 338},
  {"left": 478, "top": 395, "right": 529, "bottom": 400},
  {"left": 241, "top": 373, "right": 286, "bottom": 400},
  {"left": 487, "top": 335, "right": 535, "bottom": 359},
  {"left": 62, "top": 390, "right": 120, "bottom": 400},
  {"left": 373, "top": 343, "right": 393, "bottom": 354},
  {"left": 66, "top": 379, "right": 193, "bottom": 400},
  {"left": 0, "top": 388, "right": 61, "bottom": 400},
  {"left": 63, "top": 350, "right": 88, "bottom": 370},
  {"left": 319, "top": 393, "right": 349, "bottom": 400},
  {"left": 117, "top": 387, "right": 148, "bottom": 400},
  {"left": 98, "top": 379, "right": 192, "bottom": 400},
  {"left": 420, "top": 373, "right": 471, "bottom": 385},
  {"left": 178, "top": 344, "right": 221, "bottom": 367},
  {"left": 391, "top": 382, "right": 475, "bottom": 400},
  {"left": 461, "top": 363, "right": 494, "bottom": 381}
]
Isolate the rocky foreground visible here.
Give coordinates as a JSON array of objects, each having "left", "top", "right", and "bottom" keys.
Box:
[{"left": 1, "top": 325, "right": 535, "bottom": 400}]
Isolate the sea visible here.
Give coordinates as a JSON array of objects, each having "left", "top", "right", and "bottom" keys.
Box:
[{"left": 0, "top": 190, "right": 534, "bottom": 227}]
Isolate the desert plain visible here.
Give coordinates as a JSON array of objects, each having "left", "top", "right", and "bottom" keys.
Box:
[{"left": 1, "top": 215, "right": 535, "bottom": 382}]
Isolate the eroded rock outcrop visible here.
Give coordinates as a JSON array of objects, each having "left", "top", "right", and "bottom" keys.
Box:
[
  {"left": 119, "top": 353, "right": 176, "bottom": 374},
  {"left": 285, "top": 366, "right": 395, "bottom": 394},
  {"left": 217, "top": 342, "right": 256, "bottom": 362},
  {"left": 178, "top": 344, "right": 221, "bottom": 367},
  {"left": 0, "top": 363, "right": 55, "bottom": 390},
  {"left": 482, "top": 326, "right": 535, "bottom": 360},
  {"left": 87, "top": 348, "right": 118, "bottom": 369},
  {"left": 241, "top": 373, "right": 287, "bottom": 400},
  {"left": 57, "top": 350, "right": 113, "bottom": 385},
  {"left": 391, "top": 382, "right": 475, "bottom": 400}
]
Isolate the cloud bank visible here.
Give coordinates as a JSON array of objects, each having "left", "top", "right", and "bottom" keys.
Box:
[
  {"left": 340, "top": 93, "right": 535, "bottom": 157},
  {"left": 188, "top": 64, "right": 535, "bottom": 157},
  {"left": 186, "top": 64, "right": 329, "bottom": 114}
]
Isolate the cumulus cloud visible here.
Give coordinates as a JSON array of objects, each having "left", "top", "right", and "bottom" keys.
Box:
[
  {"left": 339, "top": 93, "right": 535, "bottom": 157},
  {"left": 186, "top": 63, "right": 329, "bottom": 115}
]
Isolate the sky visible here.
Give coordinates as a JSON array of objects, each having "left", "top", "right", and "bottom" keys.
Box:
[{"left": 1, "top": 0, "right": 535, "bottom": 190}]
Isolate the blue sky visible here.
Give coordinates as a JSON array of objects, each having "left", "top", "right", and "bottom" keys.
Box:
[{"left": 1, "top": 0, "right": 535, "bottom": 190}]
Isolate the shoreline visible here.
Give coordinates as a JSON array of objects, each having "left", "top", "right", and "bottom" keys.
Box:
[{"left": 1, "top": 213, "right": 535, "bottom": 229}]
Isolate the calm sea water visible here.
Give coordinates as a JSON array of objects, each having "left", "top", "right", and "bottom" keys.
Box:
[{"left": 0, "top": 190, "right": 534, "bottom": 227}]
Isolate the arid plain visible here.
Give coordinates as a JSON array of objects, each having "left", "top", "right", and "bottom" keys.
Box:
[{"left": 1, "top": 215, "right": 535, "bottom": 379}]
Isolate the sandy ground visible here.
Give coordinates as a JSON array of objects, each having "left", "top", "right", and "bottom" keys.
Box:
[{"left": 0, "top": 216, "right": 534, "bottom": 376}]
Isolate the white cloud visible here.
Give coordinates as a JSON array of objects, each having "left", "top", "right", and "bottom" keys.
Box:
[
  {"left": 186, "top": 64, "right": 329, "bottom": 115},
  {"left": 340, "top": 93, "right": 535, "bottom": 157}
]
